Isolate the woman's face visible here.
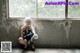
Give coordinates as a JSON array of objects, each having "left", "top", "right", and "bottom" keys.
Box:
[{"left": 26, "top": 20, "right": 32, "bottom": 26}]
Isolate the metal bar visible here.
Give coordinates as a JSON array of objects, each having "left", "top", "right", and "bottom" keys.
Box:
[
  {"left": 65, "top": 0, "right": 68, "bottom": 19},
  {"left": 36, "top": 0, "right": 38, "bottom": 18}
]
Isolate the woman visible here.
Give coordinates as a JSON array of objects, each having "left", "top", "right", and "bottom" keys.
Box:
[{"left": 18, "top": 17, "right": 38, "bottom": 50}]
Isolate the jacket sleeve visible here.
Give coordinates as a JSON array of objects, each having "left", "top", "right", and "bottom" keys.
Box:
[
  {"left": 31, "top": 26, "right": 36, "bottom": 34},
  {"left": 30, "top": 26, "right": 38, "bottom": 41}
]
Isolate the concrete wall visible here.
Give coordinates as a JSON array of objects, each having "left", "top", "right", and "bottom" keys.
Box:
[{"left": 0, "top": 0, "right": 80, "bottom": 48}]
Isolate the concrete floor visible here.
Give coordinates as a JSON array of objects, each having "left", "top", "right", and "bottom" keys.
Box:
[{"left": 0, "top": 48, "right": 80, "bottom": 53}]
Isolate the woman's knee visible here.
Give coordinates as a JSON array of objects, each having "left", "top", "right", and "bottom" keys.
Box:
[
  {"left": 24, "top": 39, "right": 27, "bottom": 43},
  {"left": 18, "top": 37, "right": 23, "bottom": 40},
  {"left": 18, "top": 38, "right": 24, "bottom": 44}
]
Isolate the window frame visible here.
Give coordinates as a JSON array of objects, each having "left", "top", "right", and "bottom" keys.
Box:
[{"left": 7, "top": 0, "right": 80, "bottom": 20}]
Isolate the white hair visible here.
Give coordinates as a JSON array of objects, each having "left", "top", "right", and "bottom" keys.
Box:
[{"left": 23, "top": 17, "right": 32, "bottom": 26}]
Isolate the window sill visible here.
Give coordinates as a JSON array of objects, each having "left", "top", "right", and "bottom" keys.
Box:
[{"left": 8, "top": 17, "right": 80, "bottom": 21}]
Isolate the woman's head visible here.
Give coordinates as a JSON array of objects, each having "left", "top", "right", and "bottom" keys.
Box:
[{"left": 24, "top": 17, "right": 32, "bottom": 26}]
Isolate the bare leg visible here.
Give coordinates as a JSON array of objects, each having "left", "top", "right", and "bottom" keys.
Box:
[
  {"left": 31, "top": 42, "right": 35, "bottom": 51},
  {"left": 27, "top": 40, "right": 30, "bottom": 44},
  {"left": 18, "top": 39, "right": 27, "bottom": 48},
  {"left": 32, "top": 44, "right": 35, "bottom": 49},
  {"left": 24, "top": 39, "right": 27, "bottom": 48}
]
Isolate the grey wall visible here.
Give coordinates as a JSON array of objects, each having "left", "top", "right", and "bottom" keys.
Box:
[{"left": 0, "top": 0, "right": 80, "bottom": 48}]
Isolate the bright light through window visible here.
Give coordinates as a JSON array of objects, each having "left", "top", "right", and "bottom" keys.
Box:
[
  {"left": 38, "top": 0, "right": 65, "bottom": 18},
  {"left": 68, "top": 0, "right": 80, "bottom": 18},
  {"left": 9, "top": 0, "right": 65, "bottom": 19},
  {"left": 9, "top": 0, "right": 36, "bottom": 18}
]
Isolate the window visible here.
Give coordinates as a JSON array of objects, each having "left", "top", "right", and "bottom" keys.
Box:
[
  {"left": 9, "top": 0, "right": 66, "bottom": 19},
  {"left": 38, "top": 0, "right": 65, "bottom": 18},
  {"left": 9, "top": 0, "right": 80, "bottom": 19},
  {"left": 68, "top": 0, "right": 80, "bottom": 18},
  {"left": 9, "top": 0, "right": 36, "bottom": 18}
]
